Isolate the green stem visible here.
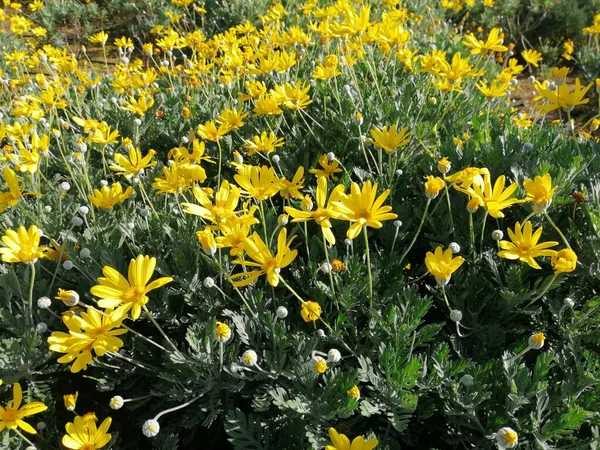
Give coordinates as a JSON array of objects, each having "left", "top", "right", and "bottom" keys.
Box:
[
  {"left": 217, "top": 140, "right": 223, "bottom": 190},
  {"left": 479, "top": 211, "right": 488, "bottom": 259},
  {"left": 322, "top": 230, "right": 336, "bottom": 300},
  {"left": 544, "top": 211, "right": 571, "bottom": 249},
  {"left": 143, "top": 305, "right": 179, "bottom": 353},
  {"left": 219, "top": 341, "right": 224, "bottom": 372},
  {"left": 526, "top": 274, "right": 558, "bottom": 307},
  {"left": 363, "top": 227, "right": 373, "bottom": 307},
  {"left": 28, "top": 263, "right": 35, "bottom": 326},
  {"left": 13, "top": 429, "right": 36, "bottom": 448},
  {"left": 398, "top": 199, "right": 431, "bottom": 268},
  {"left": 441, "top": 285, "right": 452, "bottom": 314},
  {"left": 469, "top": 213, "right": 475, "bottom": 253},
  {"left": 442, "top": 175, "right": 455, "bottom": 237}
]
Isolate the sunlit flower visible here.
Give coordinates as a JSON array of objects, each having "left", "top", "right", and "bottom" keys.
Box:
[
  {"left": 62, "top": 415, "right": 112, "bottom": 450},
  {"left": 424, "top": 176, "right": 445, "bottom": 199},
  {"left": 0, "top": 383, "right": 47, "bottom": 434},
  {"left": 366, "top": 124, "right": 411, "bottom": 153},
  {"left": 528, "top": 332, "right": 545, "bottom": 349},
  {"left": 497, "top": 221, "right": 558, "bottom": 269},
  {"left": 496, "top": 427, "right": 518, "bottom": 449},
  {"left": 437, "top": 157, "right": 451, "bottom": 174},
  {"left": 523, "top": 173, "right": 556, "bottom": 213},
  {"left": 551, "top": 248, "right": 577, "bottom": 274},
  {"left": 312, "top": 357, "right": 328, "bottom": 374},
  {"left": 522, "top": 49, "right": 543, "bottom": 67},
  {"left": 243, "top": 131, "right": 284, "bottom": 156},
  {"left": 310, "top": 154, "right": 343, "bottom": 181},
  {"left": 347, "top": 385, "right": 360, "bottom": 399},
  {"left": 300, "top": 300, "right": 322, "bottom": 322},
  {"left": 462, "top": 28, "right": 507, "bottom": 54},
  {"left": 326, "top": 427, "right": 378, "bottom": 450},
  {"left": 425, "top": 246, "right": 465, "bottom": 285},
  {"left": 215, "top": 321, "right": 231, "bottom": 343},
  {"left": 0, "top": 225, "right": 50, "bottom": 264},
  {"left": 234, "top": 165, "right": 282, "bottom": 201},
  {"left": 182, "top": 181, "right": 241, "bottom": 225},
  {"left": 63, "top": 392, "right": 78, "bottom": 411},
  {"left": 88, "top": 183, "right": 133, "bottom": 209}
]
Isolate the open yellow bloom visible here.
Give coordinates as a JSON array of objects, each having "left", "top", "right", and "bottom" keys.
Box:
[
  {"left": 310, "top": 154, "right": 343, "bottom": 181},
  {"left": 462, "top": 28, "right": 507, "bottom": 54},
  {"left": 279, "top": 167, "right": 305, "bottom": 200},
  {"left": 425, "top": 246, "right": 465, "bottom": 285},
  {"left": 300, "top": 300, "right": 321, "bottom": 322},
  {"left": 522, "top": 49, "right": 543, "bottom": 67},
  {"left": 234, "top": 165, "right": 282, "bottom": 201},
  {"left": 497, "top": 221, "right": 558, "bottom": 269},
  {"left": 0, "top": 167, "right": 39, "bottom": 212},
  {"left": 110, "top": 147, "right": 157, "bottom": 179},
  {"left": 88, "top": 183, "right": 133, "bottom": 209},
  {"left": 523, "top": 173, "right": 557, "bottom": 213},
  {"left": 90, "top": 255, "right": 173, "bottom": 320},
  {"left": 326, "top": 427, "right": 378, "bottom": 450},
  {"left": 121, "top": 93, "right": 154, "bottom": 116},
  {"left": 457, "top": 173, "right": 522, "bottom": 218},
  {"left": 424, "top": 176, "right": 445, "bottom": 199},
  {"left": 89, "top": 31, "right": 109, "bottom": 46},
  {"left": 366, "top": 124, "right": 411, "bottom": 153},
  {"left": 47, "top": 308, "right": 127, "bottom": 373},
  {"left": 229, "top": 228, "right": 297, "bottom": 287},
  {"left": 182, "top": 181, "right": 240, "bottom": 225},
  {"left": 332, "top": 181, "right": 397, "bottom": 240},
  {"left": 243, "top": 131, "right": 284, "bottom": 156},
  {"left": 62, "top": 415, "right": 112, "bottom": 450},
  {"left": 0, "top": 225, "right": 50, "bottom": 263},
  {"left": 197, "top": 120, "right": 231, "bottom": 141},
  {"left": 216, "top": 217, "right": 253, "bottom": 256},
  {"left": 0, "top": 383, "right": 47, "bottom": 434},
  {"left": 551, "top": 248, "right": 577, "bottom": 274},
  {"left": 534, "top": 78, "right": 592, "bottom": 113}
]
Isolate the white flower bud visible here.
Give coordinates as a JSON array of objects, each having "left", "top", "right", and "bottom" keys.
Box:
[
  {"left": 25, "top": 446, "right": 36, "bottom": 450},
  {"left": 394, "top": 220, "right": 402, "bottom": 228},
  {"left": 100, "top": 179, "right": 109, "bottom": 186},
  {"left": 547, "top": 81, "right": 557, "bottom": 91},
  {"left": 133, "top": 118, "right": 142, "bottom": 127},
  {"left": 450, "top": 309, "right": 463, "bottom": 322},
  {"left": 59, "top": 182, "right": 71, "bottom": 192},
  {"left": 234, "top": 153, "right": 243, "bottom": 164},
  {"left": 79, "top": 206, "right": 89, "bottom": 215},
  {"left": 203, "top": 277, "right": 215, "bottom": 288},
  {"left": 276, "top": 306, "right": 288, "bottom": 319},
  {"left": 72, "top": 216, "right": 84, "bottom": 227},
  {"left": 36, "top": 421, "right": 46, "bottom": 431},
  {"left": 527, "top": 75, "right": 535, "bottom": 83},
  {"left": 37, "top": 296, "right": 51, "bottom": 309},
  {"left": 492, "top": 230, "right": 504, "bottom": 241},
  {"left": 121, "top": 56, "right": 130, "bottom": 64},
  {"left": 449, "top": 242, "right": 460, "bottom": 254},
  {"left": 320, "top": 262, "right": 332, "bottom": 274},
  {"left": 142, "top": 419, "right": 160, "bottom": 437},
  {"left": 45, "top": 205, "right": 52, "bottom": 212},
  {"left": 396, "top": 169, "right": 403, "bottom": 176},
  {"left": 64, "top": 291, "right": 80, "bottom": 307},
  {"left": 63, "top": 260, "right": 74, "bottom": 271},
  {"left": 181, "top": 136, "right": 189, "bottom": 144},
  {"left": 241, "top": 350, "right": 258, "bottom": 366},
  {"left": 327, "top": 152, "right": 335, "bottom": 162},
  {"left": 36, "top": 322, "right": 48, "bottom": 333},
  {"left": 317, "top": 329, "right": 326, "bottom": 338},
  {"left": 127, "top": 222, "right": 135, "bottom": 230},
  {"left": 344, "top": 238, "right": 353, "bottom": 247},
  {"left": 460, "top": 374, "right": 474, "bottom": 387},
  {"left": 110, "top": 396, "right": 124, "bottom": 410},
  {"left": 327, "top": 349, "right": 341, "bottom": 363},
  {"left": 80, "top": 248, "right": 91, "bottom": 259},
  {"left": 496, "top": 427, "right": 518, "bottom": 449},
  {"left": 272, "top": 154, "right": 280, "bottom": 164},
  {"left": 563, "top": 297, "right": 574, "bottom": 308}
]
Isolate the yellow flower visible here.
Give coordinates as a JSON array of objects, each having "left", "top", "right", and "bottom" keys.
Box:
[
  {"left": 347, "top": 385, "right": 360, "bottom": 399},
  {"left": 425, "top": 246, "right": 465, "bottom": 285},
  {"left": 551, "top": 248, "right": 577, "bottom": 274},
  {"left": 437, "top": 157, "right": 451, "bottom": 174},
  {"left": 521, "top": 49, "right": 543, "bottom": 67},
  {"left": 110, "top": 147, "right": 157, "bottom": 179},
  {"left": 216, "top": 108, "right": 248, "bottom": 130},
  {"left": 496, "top": 427, "right": 518, "bottom": 449},
  {"left": 196, "top": 228, "right": 217, "bottom": 255},
  {"left": 55, "top": 289, "right": 80, "bottom": 306},
  {"left": 234, "top": 165, "right": 282, "bottom": 201},
  {"left": 253, "top": 94, "right": 283, "bottom": 116},
  {"left": 326, "top": 427, "right": 379, "bottom": 450},
  {"left": 197, "top": 120, "right": 231, "bottom": 141},
  {"left": 513, "top": 113, "right": 532, "bottom": 129},
  {"left": 90, "top": 255, "right": 173, "bottom": 320},
  {"left": 182, "top": 181, "right": 241, "bottom": 225},
  {"left": 63, "top": 392, "right": 78, "bottom": 411},
  {"left": 0, "top": 225, "right": 50, "bottom": 263},
  {"left": 121, "top": 93, "right": 154, "bottom": 116},
  {"left": 47, "top": 308, "right": 127, "bottom": 373},
  {"left": 300, "top": 300, "right": 322, "bottom": 322},
  {"left": 562, "top": 40, "right": 574, "bottom": 61},
  {"left": 523, "top": 173, "right": 557, "bottom": 213},
  {"left": 457, "top": 173, "right": 522, "bottom": 219},
  {"left": 90, "top": 123, "right": 120, "bottom": 146},
  {"left": 88, "top": 183, "right": 133, "bottom": 209},
  {"left": 332, "top": 181, "right": 397, "bottom": 240},
  {"left": 529, "top": 332, "right": 545, "bottom": 349},
  {"left": 534, "top": 78, "right": 592, "bottom": 113},
  {"left": 229, "top": 228, "right": 297, "bottom": 287},
  {"left": 272, "top": 81, "right": 312, "bottom": 110},
  {"left": 243, "top": 131, "right": 284, "bottom": 156},
  {"left": 215, "top": 321, "right": 231, "bottom": 343},
  {"left": 462, "top": 28, "right": 507, "bottom": 55},
  {"left": 476, "top": 80, "right": 509, "bottom": 98},
  {"left": 0, "top": 383, "right": 47, "bottom": 434},
  {"left": 279, "top": 167, "right": 305, "bottom": 200},
  {"left": 366, "top": 124, "right": 411, "bottom": 153},
  {"left": 62, "top": 415, "right": 112, "bottom": 450},
  {"left": 216, "top": 218, "right": 253, "bottom": 257},
  {"left": 497, "top": 221, "right": 558, "bottom": 269},
  {"left": 0, "top": 167, "right": 39, "bottom": 213},
  {"left": 331, "top": 259, "right": 346, "bottom": 272},
  {"left": 313, "top": 358, "right": 328, "bottom": 374},
  {"left": 310, "top": 154, "right": 343, "bottom": 181},
  {"left": 89, "top": 31, "right": 109, "bottom": 46},
  {"left": 424, "top": 176, "right": 445, "bottom": 199}
]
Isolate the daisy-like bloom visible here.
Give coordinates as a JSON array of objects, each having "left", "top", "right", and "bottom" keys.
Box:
[
  {"left": 331, "top": 259, "right": 346, "bottom": 272},
  {"left": 196, "top": 120, "right": 231, "bottom": 141},
  {"left": 446, "top": 167, "right": 489, "bottom": 191},
  {"left": 182, "top": 181, "right": 241, "bottom": 225},
  {"left": 272, "top": 81, "right": 312, "bottom": 110},
  {"left": 496, "top": 427, "right": 518, "bottom": 449},
  {"left": 424, "top": 176, "right": 445, "bottom": 199},
  {"left": 279, "top": 167, "right": 305, "bottom": 200},
  {"left": 90, "top": 123, "right": 120, "bottom": 146},
  {"left": 310, "top": 154, "right": 343, "bottom": 181},
  {"left": 0, "top": 225, "right": 50, "bottom": 263},
  {"left": 326, "top": 427, "right": 379, "bottom": 450},
  {"left": 252, "top": 94, "right": 283, "bottom": 116},
  {"left": 90, "top": 255, "right": 173, "bottom": 320},
  {"left": 534, "top": 78, "right": 592, "bottom": 113},
  {"left": 522, "top": 49, "right": 543, "bottom": 67},
  {"left": 513, "top": 113, "right": 533, "bottom": 129},
  {"left": 366, "top": 124, "right": 411, "bottom": 153},
  {"left": 88, "top": 183, "right": 133, "bottom": 209},
  {"left": 216, "top": 107, "right": 248, "bottom": 131},
  {"left": 347, "top": 385, "right": 360, "bottom": 399},
  {"left": 332, "top": 181, "right": 397, "bottom": 240},
  {"left": 109, "top": 147, "right": 157, "bottom": 179},
  {"left": 216, "top": 217, "right": 253, "bottom": 257},
  {"left": 551, "top": 248, "right": 577, "bottom": 274},
  {"left": 425, "top": 246, "right": 465, "bottom": 286},
  {"left": 458, "top": 173, "right": 522, "bottom": 219},
  {"left": 197, "top": 228, "right": 217, "bottom": 255},
  {"left": 48, "top": 307, "right": 127, "bottom": 373},
  {"left": 497, "top": 221, "right": 558, "bottom": 269},
  {"left": 462, "top": 28, "right": 507, "bottom": 54},
  {"left": 234, "top": 165, "right": 282, "bottom": 201},
  {"left": 313, "top": 357, "right": 328, "bottom": 374},
  {"left": 89, "top": 31, "right": 109, "bottom": 46},
  {"left": 215, "top": 321, "right": 231, "bottom": 343},
  {"left": 300, "top": 300, "right": 321, "bottom": 322},
  {"left": 121, "top": 93, "right": 154, "bottom": 116},
  {"left": 562, "top": 40, "right": 574, "bottom": 61},
  {"left": 229, "top": 228, "right": 297, "bottom": 288},
  {"left": 0, "top": 382, "right": 47, "bottom": 434},
  {"left": 528, "top": 332, "right": 545, "bottom": 349},
  {"left": 64, "top": 392, "right": 78, "bottom": 411},
  {"left": 437, "top": 157, "right": 451, "bottom": 174},
  {"left": 243, "top": 131, "right": 284, "bottom": 156},
  {"left": 476, "top": 80, "right": 509, "bottom": 98},
  {"left": 62, "top": 415, "right": 112, "bottom": 450},
  {"left": 523, "top": 173, "right": 557, "bottom": 213},
  {"left": 0, "top": 167, "right": 40, "bottom": 213}
]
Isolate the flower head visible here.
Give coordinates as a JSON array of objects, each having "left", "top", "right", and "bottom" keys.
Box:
[
  {"left": 313, "top": 357, "right": 328, "bottom": 374},
  {"left": 497, "top": 221, "right": 558, "bottom": 269},
  {"left": 234, "top": 165, "right": 282, "bottom": 201},
  {"left": 301, "top": 300, "right": 322, "bottom": 322},
  {"left": 347, "top": 385, "right": 360, "bottom": 399},
  {"left": 0, "top": 383, "right": 48, "bottom": 434},
  {"left": 366, "top": 124, "right": 411, "bottom": 153},
  {"left": 522, "top": 49, "right": 543, "bottom": 67},
  {"left": 551, "top": 248, "right": 577, "bottom": 274},
  {"left": 63, "top": 392, "right": 78, "bottom": 411},
  {"left": 90, "top": 255, "right": 173, "bottom": 320},
  {"left": 523, "top": 174, "right": 556, "bottom": 213},
  {"left": 88, "top": 183, "right": 133, "bottom": 209},
  {"left": 0, "top": 225, "right": 50, "bottom": 263},
  {"left": 425, "top": 246, "right": 465, "bottom": 285},
  {"left": 437, "top": 157, "right": 451, "bottom": 174},
  {"left": 310, "top": 154, "right": 343, "bottom": 181},
  {"left": 326, "top": 427, "right": 378, "bottom": 450},
  {"left": 529, "top": 332, "right": 545, "bottom": 349},
  {"left": 215, "top": 321, "right": 231, "bottom": 343},
  {"left": 109, "top": 147, "right": 157, "bottom": 179},
  {"left": 424, "top": 176, "right": 445, "bottom": 199},
  {"left": 496, "top": 427, "right": 518, "bottom": 449}
]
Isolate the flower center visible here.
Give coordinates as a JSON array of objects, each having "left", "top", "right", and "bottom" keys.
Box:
[
  {"left": 355, "top": 209, "right": 371, "bottom": 220},
  {"left": 517, "top": 243, "right": 532, "bottom": 256},
  {"left": 123, "top": 286, "right": 145, "bottom": 304},
  {"left": 2, "top": 407, "right": 20, "bottom": 423}
]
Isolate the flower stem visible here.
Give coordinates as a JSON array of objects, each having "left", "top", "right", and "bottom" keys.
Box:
[
  {"left": 363, "top": 227, "right": 373, "bottom": 307},
  {"left": 469, "top": 213, "right": 475, "bottom": 253},
  {"left": 443, "top": 175, "right": 455, "bottom": 237},
  {"left": 441, "top": 285, "right": 452, "bottom": 314},
  {"left": 526, "top": 273, "right": 558, "bottom": 307},
  {"left": 217, "top": 140, "right": 223, "bottom": 190},
  {"left": 28, "top": 263, "right": 35, "bottom": 326},
  {"left": 398, "top": 198, "right": 431, "bottom": 268},
  {"left": 219, "top": 342, "right": 224, "bottom": 372},
  {"left": 143, "top": 305, "right": 179, "bottom": 353},
  {"left": 544, "top": 211, "right": 571, "bottom": 249},
  {"left": 479, "top": 211, "right": 488, "bottom": 259},
  {"left": 14, "top": 429, "right": 35, "bottom": 447},
  {"left": 322, "top": 231, "right": 336, "bottom": 300},
  {"left": 154, "top": 394, "right": 204, "bottom": 421}
]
